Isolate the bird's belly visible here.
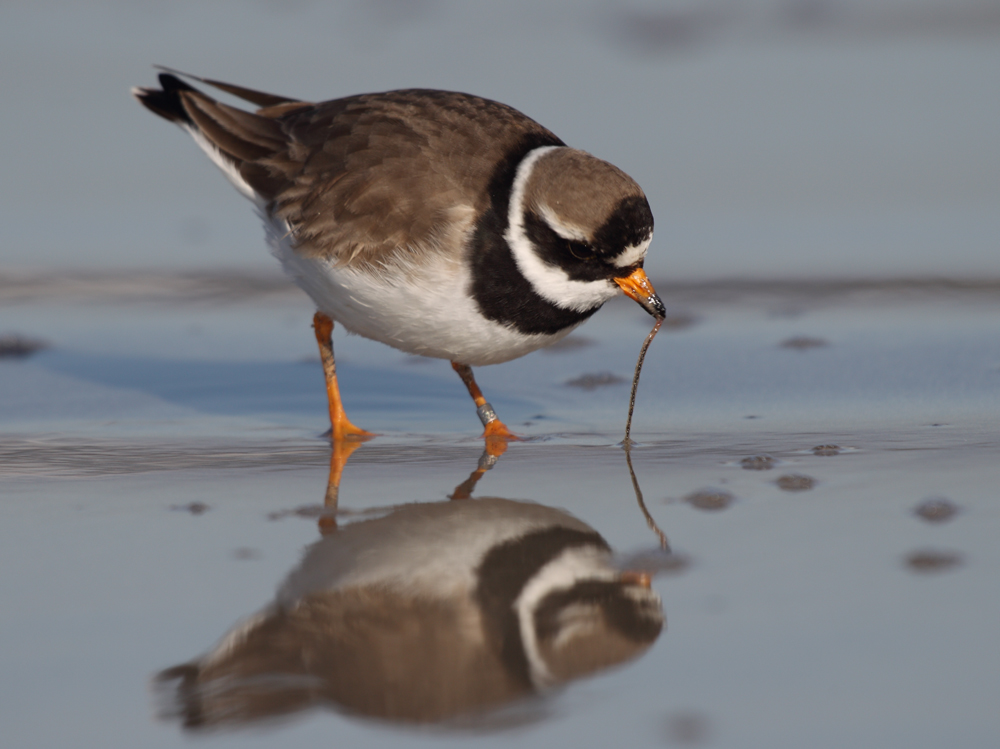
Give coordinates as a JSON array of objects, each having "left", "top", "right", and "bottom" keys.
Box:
[{"left": 275, "top": 245, "right": 579, "bottom": 366}]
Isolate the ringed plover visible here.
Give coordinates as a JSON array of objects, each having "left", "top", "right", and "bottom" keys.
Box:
[{"left": 133, "top": 71, "right": 665, "bottom": 440}]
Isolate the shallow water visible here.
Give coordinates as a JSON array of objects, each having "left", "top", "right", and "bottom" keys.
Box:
[{"left": 2, "top": 276, "right": 998, "bottom": 748}]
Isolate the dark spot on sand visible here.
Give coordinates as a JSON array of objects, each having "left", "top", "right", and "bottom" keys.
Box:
[
  {"left": 914, "top": 497, "right": 959, "bottom": 523},
  {"left": 232, "top": 547, "right": 262, "bottom": 561},
  {"left": 780, "top": 336, "right": 828, "bottom": 350},
  {"left": 905, "top": 550, "right": 962, "bottom": 573},
  {"left": 684, "top": 489, "right": 734, "bottom": 511},
  {"left": 565, "top": 371, "right": 626, "bottom": 390},
  {"left": 665, "top": 711, "right": 710, "bottom": 745},
  {"left": 171, "top": 501, "right": 209, "bottom": 515},
  {"left": 542, "top": 335, "right": 595, "bottom": 353},
  {"left": 776, "top": 474, "right": 816, "bottom": 491},
  {"left": 741, "top": 455, "right": 775, "bottom": 470},
  {"left": 743, "top": 415, "right": 762, "bottom": 420},
  {"left": 0, "top": 333, "right": 48, "bottom": 359},
  {"left": 812, "top": 444, "right": 841, "bottom": 456}
]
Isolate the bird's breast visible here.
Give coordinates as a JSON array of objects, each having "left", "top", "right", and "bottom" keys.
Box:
[{"left": 269, "top": 219, "right": 581, "bottom": 364}]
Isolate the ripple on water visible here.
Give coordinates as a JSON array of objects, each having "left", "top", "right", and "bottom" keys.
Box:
[
  {"left": 565, "top": 371, "right": 626, "bottom": 390},
  {"left": 780, "top": 336, "right": 829, "bottom": 350}
]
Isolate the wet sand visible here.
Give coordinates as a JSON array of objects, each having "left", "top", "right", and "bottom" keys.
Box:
[{"left": 2, "top": 274, "right": 999, "bottom": 748}]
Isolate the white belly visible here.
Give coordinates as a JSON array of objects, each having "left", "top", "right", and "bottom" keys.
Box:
[{"left": 267, "top": 217, "right": 579, "bottom": 366}]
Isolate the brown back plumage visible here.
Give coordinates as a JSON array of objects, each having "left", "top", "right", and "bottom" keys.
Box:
[{"left": 134, "top": 73, "right": 562, "bottom": 267}]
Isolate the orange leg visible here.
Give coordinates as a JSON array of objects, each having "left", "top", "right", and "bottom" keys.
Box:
[
  {"left": 313, "top": 312, "right": 374, "bottom": 442},
  {"left": 451, "top": 362, "right": 518, "bottom": 456}
]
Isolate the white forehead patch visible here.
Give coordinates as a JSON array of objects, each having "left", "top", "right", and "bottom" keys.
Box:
[
  {"left": 612, "top": 233, "right": 653, "bottom": 268},
  {"left": 506, "top": 146, "right": 621, "bottom": 313}
]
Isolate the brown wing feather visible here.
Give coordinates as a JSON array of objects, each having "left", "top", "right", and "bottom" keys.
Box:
[
  {"left": 179, "top": 92, "right": 283, "bottom": 162},
  {"left": 268, "top": 90, "right": 559, "bottom": 266},
  {"left": 140, "top": 74, "right": 560, "bottom": 268}
]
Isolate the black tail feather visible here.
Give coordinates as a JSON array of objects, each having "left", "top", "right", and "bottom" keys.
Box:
[
  {"left": 153, "top": 66, "right": 297, "bottom": 108},
  {"left": 132, "top": 73, "right": 199, "bottom": 125},
  {"left": 133, "top": 70, "right": 294, "bottom": 201}
]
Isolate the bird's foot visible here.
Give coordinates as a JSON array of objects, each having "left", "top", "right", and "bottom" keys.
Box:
[
  {"left": 482, "top": 419, "right": 521, "bottom": 457},
  {"left": 326, "top": 415, "right": 376, "bottom": 443}
]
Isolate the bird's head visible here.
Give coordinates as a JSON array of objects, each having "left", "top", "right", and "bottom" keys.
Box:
[{"left": 506, "top": 146, "right": 665, "bottom": 319}]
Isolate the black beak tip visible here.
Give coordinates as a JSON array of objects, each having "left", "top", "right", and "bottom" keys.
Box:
[{"left": 647, "top": 293, "right": 666, "bottom": 319}]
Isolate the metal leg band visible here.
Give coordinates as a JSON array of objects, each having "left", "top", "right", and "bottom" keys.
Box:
[
  {"left": 478, "top": 451, "right": 500, "bottom": 471},
  {"left": 476, "top": 402, "right": 498, "bottom": 427}
]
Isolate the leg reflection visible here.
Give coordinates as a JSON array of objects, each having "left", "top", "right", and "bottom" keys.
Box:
[
  {"left": 318, "top": 441, "right": 506, "bottom": 534},
  {"left": 318, "top": 439, "right": 365, "bottom": 535},
  {"left": 448, "top": 449, "right": 502, "bottom": 500}
]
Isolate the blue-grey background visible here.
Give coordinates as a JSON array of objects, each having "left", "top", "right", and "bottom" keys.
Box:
[{"left": 1, "top": 0, "right": 998, "bottom": 280}]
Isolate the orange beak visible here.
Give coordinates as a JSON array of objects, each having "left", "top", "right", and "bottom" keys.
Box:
[{"left": 614, "top": 267, "right": 666, "bottom": 319}]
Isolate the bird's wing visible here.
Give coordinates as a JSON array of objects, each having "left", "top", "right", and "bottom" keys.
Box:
[{"left": 135, "top": 73, "right": 563, "bottom": 269}]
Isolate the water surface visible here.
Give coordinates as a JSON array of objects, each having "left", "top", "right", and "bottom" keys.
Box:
[{"left": 2, "top": 276, "right": 997, "bottom": 748}]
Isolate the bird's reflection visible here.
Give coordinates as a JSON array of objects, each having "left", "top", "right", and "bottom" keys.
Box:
[{"left": 155, "top": 442, "right": 667, "bottom": 729}]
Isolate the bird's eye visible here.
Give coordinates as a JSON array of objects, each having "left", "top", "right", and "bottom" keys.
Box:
[{"left": 566, "top": 241, "right": 594, "bottom": 261}]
